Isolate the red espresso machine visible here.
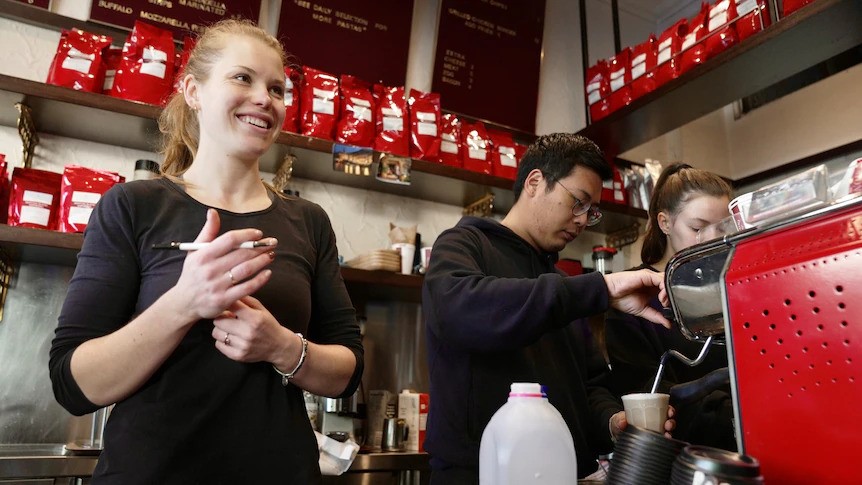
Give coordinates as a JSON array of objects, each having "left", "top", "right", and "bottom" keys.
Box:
[{"left": 664, "top": 194, "right": 862, "bottom": 483}]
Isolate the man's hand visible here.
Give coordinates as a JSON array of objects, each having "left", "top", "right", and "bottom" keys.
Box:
[
  {"left": 610, "top": 405, "right": 676, "bottom": 440},
  {"left": 604, "top": 269, "right": 670, "bottom": 328}
]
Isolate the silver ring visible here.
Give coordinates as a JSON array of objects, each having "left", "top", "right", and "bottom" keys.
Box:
[
  {"left": 227, "top": 269, "right": 237, "bottom": 285},
  {"left": 224, "top": 332, "right": 231, "bottom": 346}
]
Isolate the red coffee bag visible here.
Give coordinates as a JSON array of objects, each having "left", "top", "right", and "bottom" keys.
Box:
[
  {"left": 585, "top": 60, "right": 611, "bottom": 123},
  {"left": 655, "top": 19, "right": 688, "bottom": 87},
  {"left": 409, "top": 89, "right": 441, "bottom": 161},
  {"left": 630, "top": 35, "right": 658, "bottom": 100},
  {"left": 704, "top": 0, "right": 738, "bottom": 59},
  {"left": 437, "top": 113, "right": 462, "bottom": 168},
  {"left": 336, "top": 75, "right": 375, "bottom": 147},
  {"left": 59, "top": 165, "right": 124, "bottom": 233},
  {"left": 8, "top": 168, "right": 63, "bottom": 230},
  {"left": 680, "top": 4, "right": 710, "bottom": 76},
  {"left": 735, "top": 0, "right": 771, "bottom": 41},
  {"left": 461, "top": 121, "right": 492, "bottom": 175},
  {"left": 488, "top": 130, "right": 517, "bottom": 180},
  {"left": 608, "top": 48, "right": 632, "bottom": 114},
  {"left": 373, "top": 84, "right": 409, "bottom": 157},
  {"left": 111, "top": 21, "right": 176, "bottom": 106},
  {"left": 0, "top": 155, "right": 8, "bottom": 224},
  {"left": 100, "top": 46, "right": 123, "bottom": 95},
  {"left": 301, "top": 66, "right": 340, "bottom": 140},
  {"left": 46, "top": 29, "right": 113, "bottom": 92},
  {"left": 282, "top": 67, "right": 301, "bottom": 134}
]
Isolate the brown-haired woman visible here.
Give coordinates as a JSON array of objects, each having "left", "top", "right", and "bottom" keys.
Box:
[
  {"left": 605, "top": 163, "right": 737, "bottom": 450},
  {"left": 50, "top": 19, "right": 362, "bottom": 483}
]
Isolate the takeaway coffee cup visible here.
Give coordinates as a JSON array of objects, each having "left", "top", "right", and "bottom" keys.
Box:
[
  {"left": 622, "top": 392, "right": 670, "bottom": 433},
  {"left": 391, "top": 243, "right": 416, "bottom": 275}
]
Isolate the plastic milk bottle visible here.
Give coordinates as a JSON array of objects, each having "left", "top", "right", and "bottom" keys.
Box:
[{"left": 479, "top": 382, "right": 577, "bottom": 484}]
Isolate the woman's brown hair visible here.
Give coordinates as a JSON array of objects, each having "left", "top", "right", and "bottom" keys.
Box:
[
  {"left": 641, "top": 163, "right": 733, "bottom": 265},
  {"left": 158, "top": 19, "right": 287, "bottom": 177}
]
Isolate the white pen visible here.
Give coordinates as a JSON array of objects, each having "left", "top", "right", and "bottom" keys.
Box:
[{"left": 152, "top": 240, "right": 275, "bottom": 251}]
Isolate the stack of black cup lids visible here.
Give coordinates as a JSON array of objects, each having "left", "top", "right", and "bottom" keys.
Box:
[
  {"left": 607, "top": 425, "right": 689, "bottom": 485},
  {"left": 671, "top": 445, "right": 763, "bottom": 484}
]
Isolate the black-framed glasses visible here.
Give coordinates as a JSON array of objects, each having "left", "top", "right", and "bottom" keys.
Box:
[{"left": 555, "top": 181, "right": 602, "bottom": 226}]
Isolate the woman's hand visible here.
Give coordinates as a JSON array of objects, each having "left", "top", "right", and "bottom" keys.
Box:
[
  {"left": 212, "top": 295, "right": 298, "bottom": 366},
  {"left": 171, "top": 209, "right": 277, "bottom": 322}
]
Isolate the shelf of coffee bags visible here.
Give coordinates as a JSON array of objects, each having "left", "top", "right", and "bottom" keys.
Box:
[
  {"left": 0, "top": 74, "right": 645, "bottom": 232},
  {"left": 578, "top": 0, "right": 862, "bottom": 158},
  {"left": 0, "top": 224, "right": 424, "bottom": 298},
  {"left": 0, "top": 74, "right": 515, "bottom": 208}
]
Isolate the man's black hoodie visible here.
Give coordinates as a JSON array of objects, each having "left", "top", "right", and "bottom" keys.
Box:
[{"left": 423, "top": 216, "right": 621, "bottom": 479}]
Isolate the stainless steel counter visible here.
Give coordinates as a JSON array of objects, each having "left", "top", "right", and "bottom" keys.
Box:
[
  {"left": 0, "top": 445, "right": 97, "bottom": 480},
  {"left": 0, "top": 444, "right": 428, "bottom": 480}
]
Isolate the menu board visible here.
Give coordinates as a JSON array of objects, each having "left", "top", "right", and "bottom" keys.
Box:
[
  {"left": 13, "top": 0, "right": 51, "bottom": 8},
  {"left": 89, "top": 0, "right": 262, "bottom": 40},
  {"left": 277, "top": 0, "right": 414, "bottom": 87},
  {"left": 433, "top": 0, "right": 545, "bottom": 133}
]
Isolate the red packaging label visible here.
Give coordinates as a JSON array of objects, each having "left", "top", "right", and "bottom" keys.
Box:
[
  {"left": 301, "top": 66, "right": 340, "bottom": 140},
  {"left": 281, "top": 67, "right": 301, "bottom": 134},
  {"left": 59, "top": 165, "right": 124, "bottom": 233},
  {"left": 680, "top": 6, "right": 710, "bottom": 76},
  {"left": 111, "top": 20, "right": 176, "bottom": 106},
  {"left": 373, "top": 84, "right": 409, "bottom": 157},
  {"left": 586, "top": 60, "right": 611, "bottom": 123},
  {"left": 488, "top": 130, "right": 518, "bottom": 180},
  {"left": 460, "top": 121, "right": 492, "bottom": 174},
  {"left": 336, "top": 75, "right": 375, "bottom": 147},
  {"left": 630, "top": 35, "right": 658, "bottom": 100},
  {"left": 437, "top": 113, "right": 462, "bottom": 168},
  {"left": 655, "top": 19, "right": 688, "bottom": 87},
  {"left": 408, "top": 89, "right": 441, "bottom": 161},
  {"left": 735, "top": 0, "right": 771, "bottom": 41},
  {"left": 9, "top": 167, "right": 63, "bottom": 230},
  {"left": 704, "top": 0, "right": 739, "bottom": 59},
  {"left": 608, "top": 48, "right": 632, "bottom": 113},
  {"left": 47, "top": 29, "right": 113, "bottom": 93}
]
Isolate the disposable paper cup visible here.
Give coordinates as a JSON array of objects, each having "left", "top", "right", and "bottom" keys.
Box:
[
  {"left": 391, "top": 243, "right": 416, "bottom": 275},
  {"left": 622, "top": 392, "right": 670, "bottom": 433},
  {"left": 728, "top": 192, "right": 753, "bottom": 230},
  {"left": 420, "top": 247, "right": 432, "bottom": 271}
]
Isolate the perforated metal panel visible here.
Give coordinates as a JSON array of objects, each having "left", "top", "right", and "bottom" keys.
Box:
[{"left": 725, "top": 203, "right": 862, "bottom": 483}]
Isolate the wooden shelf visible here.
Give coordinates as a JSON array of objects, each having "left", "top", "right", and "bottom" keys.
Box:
[
  {"left": 340, "top": 267, "right": 423, "bottom": 303},
  {"left": 579, "top": 0, "right": 862, "bottom": 158},
  {"left": 0, "top": 224, "right": 82, "bottom": 266},
  {"left": 0, "top": 224, "right": 422, "bottom": 301}
]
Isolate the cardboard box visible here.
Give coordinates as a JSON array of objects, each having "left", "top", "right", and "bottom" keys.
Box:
[{"left": 397, "top": 390, "right": 430, "bottom": 452}]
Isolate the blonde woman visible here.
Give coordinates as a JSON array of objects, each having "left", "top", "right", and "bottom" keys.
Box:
[{"left": 50, "top": 20, "right": 362, "bottom": 483}]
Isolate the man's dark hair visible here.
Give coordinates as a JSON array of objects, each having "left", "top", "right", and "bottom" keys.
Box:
[{"left": 512, "top": 133, "right": 612, "bottom": 200}]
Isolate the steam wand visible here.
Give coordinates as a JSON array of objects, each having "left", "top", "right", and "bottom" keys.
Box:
[{"left": 650, "top": 335, "right": 716, "bottom": 393}]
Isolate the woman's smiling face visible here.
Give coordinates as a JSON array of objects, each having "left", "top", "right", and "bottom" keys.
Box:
[{"left": 188, "top": 36, "right": 286, "bottom": 162}]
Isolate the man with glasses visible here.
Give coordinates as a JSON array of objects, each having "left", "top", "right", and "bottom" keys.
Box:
[{"left": 422, "top": 133, "right": 673, "bottom": 484}]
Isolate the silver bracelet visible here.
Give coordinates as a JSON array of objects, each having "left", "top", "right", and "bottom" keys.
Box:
[{"left": 272, "top": 333, "right": 308, "bottom": 386}]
